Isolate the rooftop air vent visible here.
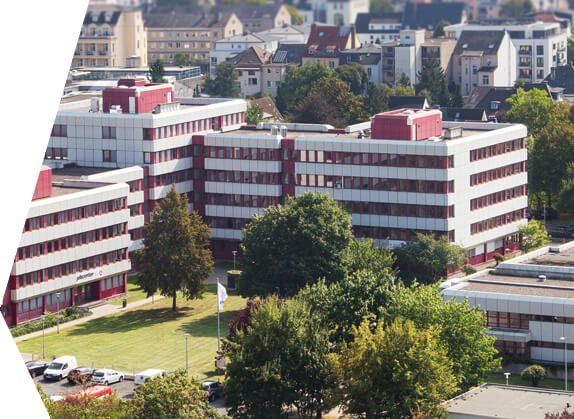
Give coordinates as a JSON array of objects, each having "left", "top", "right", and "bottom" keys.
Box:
[
  {"left": 538, "top": 275, "right": 547, "bottom": 282},
  {"left": 444, "top": 126, "right": 463, "bottom": 139},
  {"left": 462, "top": 43, "right": 468, "bottom": 49},
  {"left": 271, "top": 125, "right": 279, "bottom": 135}
]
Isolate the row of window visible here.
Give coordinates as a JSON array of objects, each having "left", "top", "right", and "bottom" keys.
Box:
[
  {"left": 205, "top": 194, "right": 282, "bottom": 208},
  {"left": 130, "top": 204, "right": 145, "bottom": 217},
  {"left": 470, "top": 162, "right": 526, "bottom": 187},
  {"left": 144, "top": 145, "right": 193, "bottom": 164},
  {"left": 494, "top": 340, "right": 528, "bottom": 355},
  {"left": 486, "top": 311, "right": 574, "bottom": 330},
  {"left": 152, "top": 169, "right": 193, "bottom": 187},
  {"left": 353, "top": 225, "right": 454, "bottom": 243},
  {"left": 17, "top": 290, "right": 72, "bottom": 314},
  {"left": 205, "top": 170, "right": 281, "bottom": 185},
  {"left": 23, "top": 198, "right": 127, "bottom": 232},
  {"left": 470, "top": 186, "right": 526, "bottom": 211},
  {"left": 101, "top": 275, "right": 124, "bottom": 291},
  {"left": 45, "top": 147, "right": 68, "bottom": 160},
  {"left": 298, "top": 175, "right": 455, "bottom": 194},
  {"left": 129, "top": 180, "right": 143, "bottom": 193},
  {"left": 16, "top": 249, "right": 127, "bottom": 288},
  {"left": 17, "top": 223, "right": 127, "bottom": 261},
  {"left": 470, "top": 209, "right": 525, "bottom": 235},
  {"left": 340, "top": 201, "right": 455, "bottom": 219},
  {"left": 143, "top": 113, "right": 244, "bottom": 141},
  {"left": 130, "top": 228, "right": 144, "bottom": 241},
  {"left": 470, "top": 139, "right": 525, "bottom": 162},
  {"left": 51, "top": 124, "right": 67, "bottom": 137}
]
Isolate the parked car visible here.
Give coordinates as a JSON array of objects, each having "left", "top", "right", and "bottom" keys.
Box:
[
  {"left": 91, "top": 369, "right": 124, "bottom": 385},
  {"left": 202, "top": 381, "right": 223, "bottom": 402},
  {"left": 535, "top": 207, "right": 558, "bottom": 221},
  {"left": 67, "top": 367, "right": 95, "bottom": 384},
  {"left": 25, "top": 361, "right": 49, "bottom": 377},
  {"left": 43, "top": 356, "right": 78, "bottom": 381},
  {"left": 134, "top": 369, "right": 165, "bottom": 390},
  {"left": 64, "top": 385, "right": 112, "bottom": 403}
]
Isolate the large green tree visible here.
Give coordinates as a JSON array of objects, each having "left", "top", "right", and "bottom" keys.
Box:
[
  {"left": 133, "top": 185, "right": 213, "bottom": 311},
  {"left": 131, "top": 370, "right": 223, "bottom": 418},
  {"left": 224, "top": 296, "right": 335, "bottom": 418},
  {"left": 504, "top": 88, "right": 556, "bottom": 138},
  {"left": 245, "top": 103, "right": 264, "bottom": 125},
  {"left": 149, "top": 59, "right": 166, "bottom": 83},
  {"left": 557, "top": 163, "right": 574, "bottom": 215},
  {"left": 239, "top": 191, "right": 354, "bottom": 297},
  {"left": 433, "top": 20, "right": 451, "bottom": 38},
  {"left": 385, "top": 284, "right": 500, "bottom": 391},
  {"left": 518, "top": 220, "right": 550, "bottom": 253},
  {"left": 333, "top": 318, "right": 458, "bottom": 418},
  {"left": 284, "top": 4, "right": 304, "bottom": 25},
  {"left": 393, "top": 233, "right": 467, "bottom": 285},
  {"left": 370, "top": 0, "right": 395, "bottom": 13},
  {"left": 500, "top": 0, "right": 533, "bottom": 17},
  {"left": 276, "top": 63, "right": 334, "bottom": 115},
  {"left": 363, "top": 82, "right": 391, "bottom": 115},
  {"left": 415, "top": 60, "right": 448, "bottom": 105},
  {"left": 335, "top": 62, "right": 369, "bottom": 95},
  {"left": 202, "top": 62, "right": 240, "bottom": 97}
]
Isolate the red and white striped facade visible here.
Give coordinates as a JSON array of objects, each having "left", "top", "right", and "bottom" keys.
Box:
[{"left": 3, "top": 167, "right": 131, "bottom": 326}]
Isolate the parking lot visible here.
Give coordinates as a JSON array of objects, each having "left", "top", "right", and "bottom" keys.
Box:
[{"left": 32, "top": 375, "right": 227, "bottom": 414}]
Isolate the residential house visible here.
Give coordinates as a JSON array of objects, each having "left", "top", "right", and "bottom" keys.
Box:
[
  {"left": 445, "top": 20, "right": 568, "bottom": 82},
  {"left": 401, "top": 1, "right": 467, "bottom": 30},
  {"left": 210, "top": 33, "right": 279, "bottom": 76},
  {"left": 545, "top": 65, "right": 574, "bottom": 102},
  {"left": 272, "top": 43, "right": 306, "bottom": 67},
  {"left": 355, "top": 12, "right": 403, "bottom": 45},
  {"left": 249, "top": 97, "right": 283, "bottom": 122},
  {"left": 388, "top": 96, "right": 429, "bottom": 110},
  {"left": 326, "top": 0, "right": 370, "bottom": 26},
  {"left": 256, "top": 24, "right": 311, "bottom": 44},
  {"left": 451, "top": 30, "right": 517, "bottom": 96},
  {"left": 302, "top": 25, "right": 360, "bottom": 68},
  {"left": 212, "top": 5, "right": 291, "bottom": 33},
  {"left": 439, "top": 107, "right": 488, "bottom": 122},
  {"left": 143, "top": 8, "right": 243, "bottom": 69},
  {"left": 73, "top": 5, "right": 148, "bottom": 68},
  {"left": 339, "top": 44, "right": 382, "bottom": 84}
]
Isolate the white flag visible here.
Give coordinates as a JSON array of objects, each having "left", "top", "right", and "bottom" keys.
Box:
[{"left": 217, "top": 282, "right": 228, "bottom": 311}]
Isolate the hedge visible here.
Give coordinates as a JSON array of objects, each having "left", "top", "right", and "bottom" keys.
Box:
[{"left": 10, "top": 306, "right": 92, "bottom": 338}]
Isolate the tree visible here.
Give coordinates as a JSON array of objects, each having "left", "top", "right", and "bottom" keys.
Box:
[
  {"left": 438, "top": 78, "right": 452, "bottom": 107},
  {"left": 174, "top": 53, "right": 190, "bottom": 67},
  {"left": 332, "top": 319, "right": 458, "bottom": 418},
  {"left": 343, "top": 238, "right": 396, "bottom": 278},
  {"left": 394, "top": 83, "right": 416, "bottom": 96},
  {"left": 449, "top": 82, "right": 464, "bottom": 107},
  {"left": 134, "top": 185, "right": 213, "bottom": 311},
  {"left": 363, "top": 82, "right": 391, "bottom": 115},
  {"left": 433, "top": 20, "right": 451, "bottom": 38},
  {"left": 239, "top": 191, "right": 354, "bottom": 297},
  {"left": 224, "top": 296, "right": 335, "bottom": 418},
  {"left": 276, "top": 63, "right": 334, "bottom": 115},
  {"left": 245, "top": 103, "right": 264, "bottom": 125},
  {"left": 131, "top": 370, "right": 224, "bottom": 418},
  {"left": 370, "top": 0, "right": 395, "bottom": 13},
  {"left": 335, "top": 63, "right": 369, "bottom": 95},
  {"left": 504, "top": 88, "right": 556, "bottom": 138},
  {"left": 415, "top": 59, "right": 447, "bottom": 104},
  {"left": 518, "top": 220, "right": 550, "bottom": 253},
  {"left": 521, "top": 364, "right": 546, "bottom": 387},
  {"left": 202, "top": 62, "right": 240, "bottom": 98},
  {"left": 149, "top": 59, "right": 166, "bottom": 83},
  {"left": 557, "top": 163, "right": 574, "bottom": 215},
  {"left": 568, "top": 38, "right": 574, "bottom": 65},
  {"left": 546, "top": 410, "right": 574, "bottom": 419},
  {"left": 298, "top": 269, "right": 397, "bottom": 344},
  {"left": 384, "top": 284, "right": 501, "bottom": 391},
  {"left": 293, "top": 77, "right": 368, "bottom": 126},
  {"left": 500, "top": 0, "right": 533, "bottom": 17},
  {"left": 393, "top": 233, "right": 467, "bottom": 285},
  {"left": 284, "top": 4, "right": 304, "bottom": 25},
  {"left": 397, "top": 73, "right": 411, "bottom": 87}
]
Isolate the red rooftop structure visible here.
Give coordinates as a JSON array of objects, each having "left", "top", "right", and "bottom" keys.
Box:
[
  {"left": 371, "top": 108, "right": 443, "bottom": 141},
  {"left": 102, "top": 78, "right": 174, "bottom": 114}
]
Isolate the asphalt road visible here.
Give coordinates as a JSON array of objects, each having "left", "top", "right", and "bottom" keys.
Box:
[{"left": 33, "top": 374, "right": 228, "bottom": 414}]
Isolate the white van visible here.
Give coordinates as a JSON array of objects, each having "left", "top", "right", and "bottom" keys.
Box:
[
  {"left": 134, "top": 369, "right": 165, "bottom": 390},
  {"left": 43, "top": 356, "right": 77, "bottom": 381}
]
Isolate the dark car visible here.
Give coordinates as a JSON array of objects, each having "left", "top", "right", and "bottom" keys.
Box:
[
  {"left": 202, "top": 381, "right": 223, "bottom": 402},
  {"left": 67, "top": 367, "right": 95, "bottom": 384},
  {"left": 535, "top": 207, "right": 558, "bottom": 221},
  {"left": 25, "top": 361, "right": 49, "bottom": 377}
]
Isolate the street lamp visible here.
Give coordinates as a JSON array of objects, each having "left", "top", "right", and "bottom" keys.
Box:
[
  {"left": 185, "top": 333, "right": 190, "bottom": 372},
  {"left": 42, "top": 315, "right": 46, "bottom": 360},
  {"left": 232, "top": 250, "right": 237, "bottom": 271},
  {"left": 504, "top": 372, "right": 511, "bottom": 386},
  {"left": 561, "top": 336, "right": 568, "bottom": 391},
  {"left": 56, "top": 292, "right": 61, "bottom": 334}
]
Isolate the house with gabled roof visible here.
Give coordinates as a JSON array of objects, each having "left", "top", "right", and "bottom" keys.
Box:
[{"left": 302, "top": 24, "right": 360, "bottom": 69}]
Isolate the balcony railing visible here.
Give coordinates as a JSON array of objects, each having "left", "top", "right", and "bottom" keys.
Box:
[
  {"left": 99, "top": 51, "right": 108, "bottom": 56},
  {"left": 86, "top": 51, "right": 95, "bottom": 56}
]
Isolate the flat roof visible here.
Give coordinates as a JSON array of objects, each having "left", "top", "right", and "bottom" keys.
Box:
[
  {"left": 48, "top": 185, "right": 91, "bottom": 198},
  {"left": 443, "top": 384, "right": 574, "bottom": 418},
  {"left": 522, "top": 246, "right": 574, "bottom": 267},
  {"left": 51, "top": 167, "right": 117, "bottom": 183}
]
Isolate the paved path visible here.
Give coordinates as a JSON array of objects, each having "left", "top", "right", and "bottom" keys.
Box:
[{"left": 15, "top": 265, "right": 232, "bottom": 345}]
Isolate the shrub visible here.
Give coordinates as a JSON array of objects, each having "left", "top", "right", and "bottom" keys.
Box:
[
  {"left": 521, "top": 364, "right": 546, "bottom": 387},
  {"left": 10, "top": 307, "right": 91, "bottom": 338},
  {"left": 462, "top": 264, "right": 477, "bottom": 275},
  {"left": 493, "top": 253, "right": 505, "bottom": 266}
]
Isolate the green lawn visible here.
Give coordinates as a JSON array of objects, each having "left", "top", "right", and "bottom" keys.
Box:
[
  {"left": 110, "top": 275, "right": 153, "bottom": 305},
  {"left": 18, "top": 284, "right": 246, "bottom": 380},
  {"left": 488, "top": 372, "right": 573, "bottom": 391}
]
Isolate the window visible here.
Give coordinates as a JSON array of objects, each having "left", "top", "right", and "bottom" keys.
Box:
[
  {"left": 51, "top": 124, "right": 67, "bottom": 137},
  {"left": 102, "top": 150, "right": 117, "bottom": 163},
  {"left": 102, "top": 126, "right": 116, "bottom": 139},
  {"left": 536, "top": 45, "right": 544, "bottom": 55},
  {"left": 248, "top": 78, "right": 257, "bottom": 85},
  {"left": 482, "top": 75, "right": 489, "bottom": 85}
]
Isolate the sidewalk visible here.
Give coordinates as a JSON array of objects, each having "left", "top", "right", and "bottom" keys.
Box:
[{"left": 14, "top": 294, "right": 165, "bottom": 344}]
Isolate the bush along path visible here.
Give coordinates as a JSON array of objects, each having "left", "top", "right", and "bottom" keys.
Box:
[{"left": 11, "top": 307, "right": 92, "bottom": 338}]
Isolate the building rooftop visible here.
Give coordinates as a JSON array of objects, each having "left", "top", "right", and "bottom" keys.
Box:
[
  {"left": 443, "top": 384, "right": 574, "bottom": 419},
  {"left": 522, "top": 246, "right": 574, "bottom": 267},
  {"left": 51, "top": 166, "right": 118, "bottom": 183}
]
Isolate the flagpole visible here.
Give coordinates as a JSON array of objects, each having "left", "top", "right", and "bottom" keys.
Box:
[{"left": 217, "top": 277, "right": 221, "bottom": 352}]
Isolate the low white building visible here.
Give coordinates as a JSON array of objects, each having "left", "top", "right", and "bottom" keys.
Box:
[
  {"left": 326, "top": 0, "right": 369, "bottom": 26},
  {"left": 209, "top": 33, "right": 279, "bottom": 76}
]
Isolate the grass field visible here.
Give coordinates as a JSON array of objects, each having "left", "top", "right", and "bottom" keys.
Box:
[
  {"left": 488, "top": 372, "right": 574, "bottom": 390},
  {"left": 18, "top": 284, "right": 246, "bottom": 380},
  {"left": 109, "top": 275, "right": 153, "bottom": 305}
]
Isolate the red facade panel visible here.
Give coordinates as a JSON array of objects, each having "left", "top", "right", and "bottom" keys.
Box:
[
  {"left": 371, "top": 109, "right": 442, "bottom": 141},
  {"left": 32, "top": 166, "right": 52, "bottom": 200}
]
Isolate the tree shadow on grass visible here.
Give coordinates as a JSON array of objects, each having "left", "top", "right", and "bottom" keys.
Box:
[
  {"left": 66, "top": 306, "right": 194, "bottom": 336},
  {"left": 177, "top": 310, "right": 240, "bottom": 338}
]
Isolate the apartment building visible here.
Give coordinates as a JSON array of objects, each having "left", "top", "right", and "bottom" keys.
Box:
[
  {"left": 445, "top": 20, "right": 568, "bottom": 82},
  {"left": 302, "top": 24, "right": 360, "bottom": 68},
  {"left": 45, "top": 78, "right": 247, "bottom": 232},
  {"left": 212, "top": 5, "right": 291, "bottom": 33},
  {"left": 144, "top": 8, "right": 243, "bottom": 67},
  {"left": 442, "top": 241, "right": 574, "bottom": 362},
  {"left": 355, "top": 12, "right": 402, "bottom": 45},
  {"left": 326, "top": 0, "right": 370, "bottom": 26},
  {"left": 452, "top": 31, "right": 517, "bottom": 96},
  {"left": 2, "top": 166, "right": 132, "bottom": 326},
  {"left": 190, "top": 108, "right": 527, "bottom": 260},
  {"left": 72, "top": 5, "right": 148, "bottom": 68},
  {"left": 339, "top": 44, "right": 382, "bottom": 85}
]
